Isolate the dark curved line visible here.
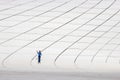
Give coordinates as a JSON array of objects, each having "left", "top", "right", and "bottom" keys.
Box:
[
  {"left": 54, "top": 0, "right": 104, "bottom": 65},
  {"left": 1, "top": 0, "right": 74, "bottom": 67},
  {"left": 105, "top": 38, "right": 120, "bottom": 63},
  {"left": 0, "top": 0, "right": 70, "bottom": 45},
  {"left": 74, "top": 0, "right": 117, "bottom": 64},
  {"left": 53, "top": 0, "right": 116, "bottom": 65},
  {"left": 0, "top": 0, "right": 55, "bottom": 32},
  {"left": 30, "top": 0, "right": 89, "bottom": 65},
  {"left": 91, "top": 21, "right": 120, "bottom": 62},
  {"left": 0, "top": 0, "right": 55, "bottom": 21},
  {"left": 0, "top": 0, "right": 37, "bottom": 12},
  {"left": 82, "top": 9, "right": 120, "bottom": 62}
]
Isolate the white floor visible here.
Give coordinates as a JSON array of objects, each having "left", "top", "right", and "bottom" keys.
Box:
[{"left": 1, "top": 71, "right": 120, "bottom": 80}]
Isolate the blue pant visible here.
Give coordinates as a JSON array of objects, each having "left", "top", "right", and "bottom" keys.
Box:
[{"left": 38, "top": 56, "right": 41, "bottom": 63}]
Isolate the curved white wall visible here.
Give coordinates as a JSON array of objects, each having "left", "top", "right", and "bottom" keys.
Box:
[{"left": 0, "top": 0, "right": 120, "bottom": 72}]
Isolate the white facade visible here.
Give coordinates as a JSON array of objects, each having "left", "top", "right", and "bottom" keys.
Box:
[{"left": 0, "top": 0, "right": 120, "bottom": 72}]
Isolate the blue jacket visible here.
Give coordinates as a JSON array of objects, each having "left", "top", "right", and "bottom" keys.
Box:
[{"left": 37, "top": 51, "right": 42, "bottom": 56}]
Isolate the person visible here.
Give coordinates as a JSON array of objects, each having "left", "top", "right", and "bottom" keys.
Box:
[{"left": 37, "top": 50, "right": 42, "bottom": 64}]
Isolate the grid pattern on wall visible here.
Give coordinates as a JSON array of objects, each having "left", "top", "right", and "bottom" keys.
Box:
[{"left": 0, "top": 0, "right": 120, "bottom": 68}]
